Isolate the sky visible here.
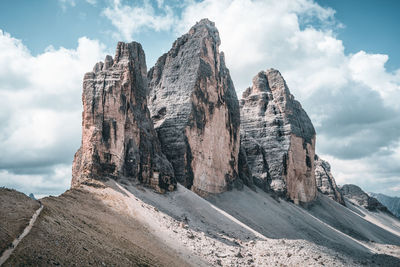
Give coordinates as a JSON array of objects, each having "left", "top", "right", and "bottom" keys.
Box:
[{"left": 0, "top": 0, "right": 399, "bottom": 198}]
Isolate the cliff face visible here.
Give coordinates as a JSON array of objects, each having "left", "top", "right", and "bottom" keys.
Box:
[
  {"left": 147, "top": 19, "right": 240, "bottom": 195},
  {"left": 240, "top": 69, "right": 316, "bottom": 203},
  {"left": 314, "top": 155, "right": 345, "bottom": 205},
  {"left": 72, "top": 42, "right": 176, "bottom": 192}
]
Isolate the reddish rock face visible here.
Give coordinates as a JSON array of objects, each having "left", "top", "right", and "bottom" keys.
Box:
[
  {"left": 147, "top": 19, "right": 241, "bottom": 195},
  {"left": 314, "top": 155, "right": 345, "bottom": 205},
  {"left": 72, "top": 42, "right": 176, "bottom": 192},
  {"left": 240, "top": 69, "right": 317, "bottom": 203}
]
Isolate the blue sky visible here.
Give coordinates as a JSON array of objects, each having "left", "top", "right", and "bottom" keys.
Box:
[
  {"left": 316, "top": 0, "right": 400, "bottom": 72},
  {"left": 0, "top": 0, "right": 399, "bottom": 197}
]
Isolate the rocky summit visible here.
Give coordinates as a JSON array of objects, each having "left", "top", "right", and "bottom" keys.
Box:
[
  {"left": 240, "top": 69, "right": 317, "bottom": 203},
  {"left": 147, "top": 19, "right": 240, "bottom": 195},
  {"left": 314, "top": 155, "right": 345, "bottom": 205},
  {"left": 72, "top": 42, "right": 176, "bottom": 193},
  {"left": 340, "top": 184, "right": 389, "bottom": 212}
]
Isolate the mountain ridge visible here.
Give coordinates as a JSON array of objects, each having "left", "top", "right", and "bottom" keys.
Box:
[{"left": 1, "top": 18, "right": 399, "bottom": 266}]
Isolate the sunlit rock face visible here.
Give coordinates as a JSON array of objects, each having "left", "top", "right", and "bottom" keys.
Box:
[
  {"left": 240, "top": 69, "right": 317, "bottom": 203},
  {"left": 147, "top": 19, "right": 240, "bottom": 195},
  {"left": 314, "top": 155, "right": 345, "bottom": 205},
  {"left": 72, "top": 42, "right": 176, "bottom": 193}
]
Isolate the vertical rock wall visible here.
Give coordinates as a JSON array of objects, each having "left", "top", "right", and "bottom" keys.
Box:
[
  {"left": 72, "top": 42, "right": 176, "bottom": 192},
  {"left": 147, "top": 19, "right": 240, "bottom": 195},
  {"left": 240, "top": 69, "right": 317, "bottom": 203}
]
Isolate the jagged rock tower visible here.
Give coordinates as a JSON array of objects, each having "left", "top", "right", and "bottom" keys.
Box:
[
  {"left": 147, "top": 19, "right": 240, "bottom": 195},
  {"left": 240, "top": 69, "right": 316, "bottom": 203},
  {"left": 72, "top": 42, "right": 176, "bottom": 192},
  {"left": 314, "top": 155, "right": 345, "bottom": 205}
]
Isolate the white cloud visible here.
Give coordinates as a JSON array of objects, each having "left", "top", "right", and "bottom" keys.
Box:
[
  {"left": 0, "top": 30, "right": 106, "bottom": 195},
  {"left": 349, "top": 51, "right": 400, "bottom": 108},
  {"left": 0, "top": 164, "right": 71, "bottom": 196},
  {"left": 58, "top": 0, "right": 97, "bottom": 10},
  {"left": 102, "top": 0, "right": 176, "bottom": 40}
]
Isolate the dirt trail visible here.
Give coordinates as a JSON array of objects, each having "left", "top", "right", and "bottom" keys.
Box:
[{"left": 0, "top": 204, "right": 43, "bottom": 266}]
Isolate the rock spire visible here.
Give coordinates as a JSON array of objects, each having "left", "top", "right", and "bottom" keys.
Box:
[
  {"left": 314, "top": 155, "right": 345, "bottom": 205},
  {"left": 240, "top": 69, "right": 317, "bottom": 203},
  {"left": 72, "top": 42, "right": 176, "bottom": 192},
  {"left": 147, "top": 19, "right": 241, "bottom": 195}
]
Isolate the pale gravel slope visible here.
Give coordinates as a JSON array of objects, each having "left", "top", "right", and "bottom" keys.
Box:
[{"left": 91, "top": 181, "right": 400, "bottom": 266}]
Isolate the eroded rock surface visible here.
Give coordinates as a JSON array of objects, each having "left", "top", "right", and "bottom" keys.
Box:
[
  {"left": 314, "top": 155, "right": 345, "bottom": 205},
  {"left": 147, "top": 19, "right": 240, "bottom": 195},
  {"left": 240, "top": 69, "right": 316, "bottom": 203},
  {"left": 340, "top": 184, "right": 389, "bottom": 212},
  {"left": 72, "top": 42, "right": 176, "bottom": 192}
]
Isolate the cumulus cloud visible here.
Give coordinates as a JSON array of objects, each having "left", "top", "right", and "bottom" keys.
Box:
[
  {"left": 102, "top": 0, "right": 177, "bottom": 40},
  {"left": 0, "top": 30, "right": 106, "bottom": 195}
]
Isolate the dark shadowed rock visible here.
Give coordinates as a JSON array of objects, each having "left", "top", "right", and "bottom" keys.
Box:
[
  {"left": 240, "top": 69, "right": 316, "bottom": 203},
  {"left": 340, "top": 184, "right": 390, "bottom": 212},
  {"left": 147, "top": 19, "right": 240, "bottom": 195},
  {"left": 238, "top": 145, "right": 256, "bottom": 190},
  {"left": 72, "top": 42, "right": 176, "bottom": 193},
  {"left": 314, "top": 155, "right": 345, "bottom": 205}
]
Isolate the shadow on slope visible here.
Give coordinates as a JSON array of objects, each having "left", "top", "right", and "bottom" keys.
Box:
[
  {"left": 121, "top": 183, "right": 262, "bottom": 246},
  {"left": 206, "top": 186, "right": 400, "bottom": 264},
  {"left": 308, "top": 193, "right": 400, "bottom": 245}
]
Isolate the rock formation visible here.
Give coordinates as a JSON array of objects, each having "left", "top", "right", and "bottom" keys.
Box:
[
  {"left": 369, "top": 193, "right": 400, "bottom": 218},
  {"left": 147, "top": 19, "right": 240, "bottom": 195},
  {"left": 340, "top": 184, "right": 389, "bottom": 212},
  {"left": 240, "top": 69, "right": 316, "bottom": 203},
  {"left": 72, "top": 42, "right": 176, "bottom": 193},
  {"left": 314, "top": 155, "right": 345, "bottom": 205}
]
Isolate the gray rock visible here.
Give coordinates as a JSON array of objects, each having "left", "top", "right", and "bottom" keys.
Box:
[
  {"left": 147, "top": 19, "right": 240, "bottom": 195},
  {"left": 240, "top": 69, "right": 316, "bottom": 203},
  {"left": 72, "top": 42, "right": 176, "bottom": 193},
  {"left": 340, "top": 184, "right": 389, "bottom": 212},
  {"left": 369, "top": 193, "right": 400, "bottom": 218},
  {"left": 314, "top": 155, "right": 345, "bottom": 205}
]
